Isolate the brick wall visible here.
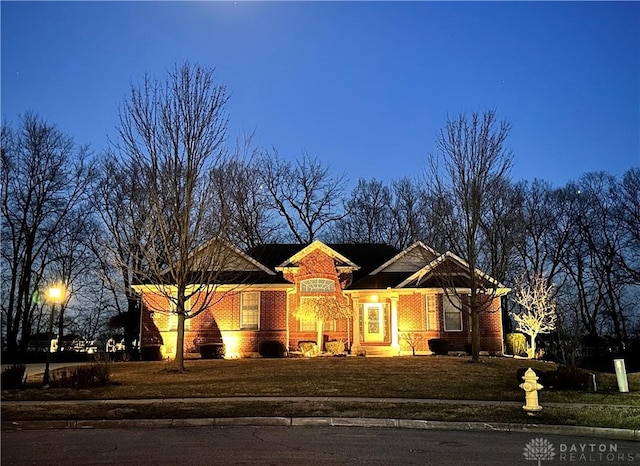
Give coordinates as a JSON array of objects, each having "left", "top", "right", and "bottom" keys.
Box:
[
  {"left": 285, "top": 248, "right": 353, "bottom": 351},
  {"left": 141, "top": 288, "right": 288, "bottom": 358}
]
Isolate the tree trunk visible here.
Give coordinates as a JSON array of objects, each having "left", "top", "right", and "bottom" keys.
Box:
[
  {"left": 527, "top": 333, "right": 538, "bottom": 359},
  {"left": 173, "top": 291, "right": 186, "bottom": 371},
  {"left": 471, "top": 309, "right": 480, "bottom": 362},
  {"left": 317, "top": 320, "right": 324, "bottom": 354},
  {"left": 174, "top": 310, "right": 186, "bottom": 371}
]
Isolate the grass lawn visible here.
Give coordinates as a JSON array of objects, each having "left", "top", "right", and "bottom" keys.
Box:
[{"left": 2, "top": 356, "right": 639, "bottom": 429}]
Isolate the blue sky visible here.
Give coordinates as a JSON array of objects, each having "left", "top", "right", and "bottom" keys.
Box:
[{"left": 2, "top": 1, "right": 639, "bottom": 188}]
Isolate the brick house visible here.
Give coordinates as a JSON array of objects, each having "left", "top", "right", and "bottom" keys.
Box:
[{"left": 135, "top": 240, "right": 508, "bottom": 358}]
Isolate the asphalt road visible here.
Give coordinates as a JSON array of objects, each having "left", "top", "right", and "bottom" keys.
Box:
[{"left": 3, "top": 426, "right": 639, "bottom": 465}]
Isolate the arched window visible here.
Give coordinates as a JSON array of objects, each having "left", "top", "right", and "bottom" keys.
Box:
[{"left": 300, "top": 278, "right": 335, "bottom": 292}]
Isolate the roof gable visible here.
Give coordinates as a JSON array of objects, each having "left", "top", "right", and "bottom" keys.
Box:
[
  {"left": 276, "top": 240, "right": 360, "bottom": 270},
  {"left": 369, "top": 241, "right": 439, "bottom": 274},
  {"left": 193, "top": 238, "right": 275, "bottom": 275},
  {"left": 397, "top": 251, "right": 507, "bottom": 290}
]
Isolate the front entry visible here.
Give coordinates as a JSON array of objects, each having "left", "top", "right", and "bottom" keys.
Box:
[{"left": 363, "top": 303, "right": 385, "bottom": 342}]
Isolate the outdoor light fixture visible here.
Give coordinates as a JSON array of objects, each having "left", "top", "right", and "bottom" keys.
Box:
[
  {"left": 370, "top": 295, "right": 379, "bottom": 303},
  {"left": 42, "top": 284, "right": 65, "bottom": 388}
]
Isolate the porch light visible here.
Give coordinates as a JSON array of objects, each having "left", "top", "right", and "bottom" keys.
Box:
[{"left": 370, "top": 294, "right": 379, "bottom": 302}]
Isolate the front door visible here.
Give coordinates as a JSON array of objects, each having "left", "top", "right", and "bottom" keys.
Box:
[{"left": 363, "top": 303, "right": 384, "bottom": 342}]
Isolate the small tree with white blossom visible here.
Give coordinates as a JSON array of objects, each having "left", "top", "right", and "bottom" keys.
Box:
[{"left": 510, "top": 274, "right": 557, "bottom": 358}]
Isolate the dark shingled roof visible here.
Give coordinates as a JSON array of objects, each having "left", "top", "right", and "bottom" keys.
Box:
[
  {"left": 245, "top": 244, "right": 307, "bottom": 269},
  {"left": 328, "top": 243, "right": 400, "bottom": 276},
  {"left": 140, "top": 270, "right": 291, "bottom": 286},
  {"left": 246, "top": 243, "right": 401, "bottom": 278},
  {"left": 348, "top": 272, "right": 412, "bottom": 290}
]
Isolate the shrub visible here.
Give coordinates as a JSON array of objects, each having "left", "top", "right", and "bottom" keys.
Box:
[
  {"left": 325, "top": 340, "right": 345, "bottom": 355},
  {"left": 140, "top": 345, "right": 163, "bottom": 361},
  {"left": 506, "top": 333, "right": 527, "bottom": 356},
  {"left": 298, "top": 341, "right": 319, "bottom": 357},
  {"left": 1, "top": 364, "right": 26, "bottom": 390},
  {"left": 199, "top": 343, "right": 225, "bottom": 359},
  {"left": 259, "top": 340, "right": 286, "bottom": 358},
  {"left": 50, "top": 358, "right": 111, "bottom": 389},
  {"left": 547, "top": 366, "right": 592, "bottom": 390},
  {"left": 428, "top": 338, "right": 449, "bottom": 356}
]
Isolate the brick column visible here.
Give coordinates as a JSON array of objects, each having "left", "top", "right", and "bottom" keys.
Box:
[
  {"left": 352, "top": 297, "right": 361, "bottom": 354},
  {"left": 390, "top": 295, "right": 400, "bottom": 354}
]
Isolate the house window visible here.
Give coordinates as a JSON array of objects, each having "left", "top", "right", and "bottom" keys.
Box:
[
  {"left": 168, "top": 299, "right": 191, "bottom": 331},
  {"left": 241, "top": 292, "right": 260, "bottom": 330},
  {"left": 425, "top": 295, "right": 437, "bottom": 330},
  {"left": 300, "top": 278, "right": 335, "bottom": 292},
  {"left": 442, "top": 294, "right": 463, "bottom": 332}
]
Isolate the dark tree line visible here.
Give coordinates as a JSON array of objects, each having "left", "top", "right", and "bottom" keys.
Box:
[{"left": 2, "top": 63, "right": 638, "bottom": 365}]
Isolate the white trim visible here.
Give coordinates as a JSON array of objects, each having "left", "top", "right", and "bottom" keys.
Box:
[
  {"left": 425, "top": 294, "right": 437, "bottom": 331},
  {"left": 276, "top": 240, "right": 360, "bottom": 270}
]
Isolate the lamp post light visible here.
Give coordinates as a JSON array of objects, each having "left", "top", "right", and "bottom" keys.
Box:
[{"left": 42, "top": 285, "right": 64, "bottom": 388}]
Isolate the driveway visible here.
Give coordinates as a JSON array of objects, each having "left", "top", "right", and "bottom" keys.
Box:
[{"left": 1, "top": 362, "right": 88, "bottom": 379}]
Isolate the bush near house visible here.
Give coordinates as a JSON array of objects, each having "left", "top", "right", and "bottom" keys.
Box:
[
  {"left": 428, "top": 338, "right": 449, "bottom": 356},
  {"left": 140, "top": 345, "right": 163, "bottom": 361},
  {"left": 506, "top": 333, "right": 527, "bottom": 356},
  {"left": 325, "top": 340, "right": 345, "bottom": 355},
  {"left": 298, "top": 341, "right": 319, "bottom": 357},
  {"left": 199, "top": 343, "right": 225, "bottom": 359},
  {"left": 259, "top": 340, "right": 286, "bottom": 358},
  {"left": 516, "top": 366, "right": 593, "bottom": 391}
]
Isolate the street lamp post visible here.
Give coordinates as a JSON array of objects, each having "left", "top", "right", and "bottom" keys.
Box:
[{"left": 42, "top": 285, "right": 64, "bottom": 388}]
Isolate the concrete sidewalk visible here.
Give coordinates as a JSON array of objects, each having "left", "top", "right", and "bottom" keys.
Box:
[
  {"left": 3, "top": 396, "right": 638, "bottom": 441},
  {"left": 1, "top": 395, "right": 636, "bottom": 410}
]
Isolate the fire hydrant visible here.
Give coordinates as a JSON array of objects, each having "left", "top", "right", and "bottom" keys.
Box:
[{"left": 520, "top": 368, "right": 543, "bottom": 415}]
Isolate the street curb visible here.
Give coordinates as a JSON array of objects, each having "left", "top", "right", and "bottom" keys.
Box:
[{"left": 3, "top": 417, "right": 639, "bottom": 441}]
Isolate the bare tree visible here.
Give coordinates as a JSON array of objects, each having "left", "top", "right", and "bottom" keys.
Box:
[
  {"left": 1, "top": 113, "right": 93, "bottom": 354},
  {"left": 90, "top": 152, "right": 152, "bottom": 358},
  {"left": 560, "top": 174, "right": 630, "bottom": 351},
  {"left": 399, "top": 332, "right": 424, "bottom": 356},
  {"left": 616, "top": 168, "right": 640, "bottom": 284},
  {"left": 114, "top": 62, "right": 236, "bottom": 371},
  {"left": 258, "top": 150, "right": 348, "bottom": 243},
  {"left": 47, "top": 207, "right": 100, "bottom": 350},
  {"left": 510, "top": 273, "right": 557, "bottom": 358},
  {"left": 212, "top": 133, "right": 281, "bottom": 249},
  {"left": 389, "top": 178, "right": 430, "bottom": 249},
  {"left": 427, "top": 110, "right": 513, "bottom": 362},
  {"left": 329, "top": 178, "right": 392, "bottom": 244}
]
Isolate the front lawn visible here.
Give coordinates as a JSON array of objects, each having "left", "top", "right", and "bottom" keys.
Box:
[
  {"left": 3, "top": 356, "right": 638, "bottom": 430},
  {"left": 5, "top": 355, "right": 638, "bottom": 404}
]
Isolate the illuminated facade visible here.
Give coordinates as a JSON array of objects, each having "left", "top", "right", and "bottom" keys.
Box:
[{"left": 137, "top": 240, "right": 508, "bottom": 358}]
